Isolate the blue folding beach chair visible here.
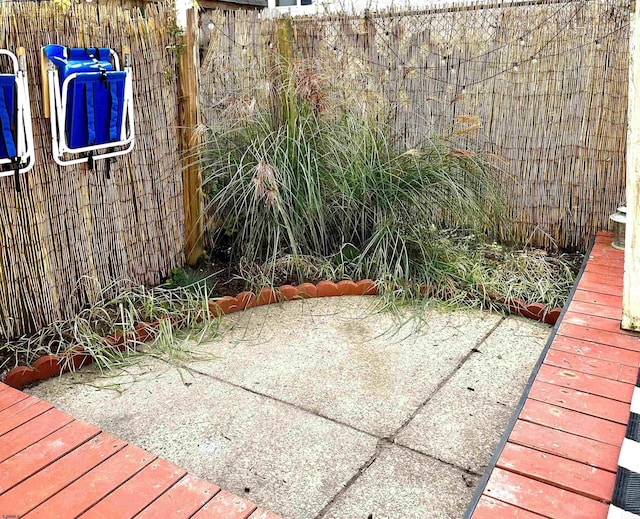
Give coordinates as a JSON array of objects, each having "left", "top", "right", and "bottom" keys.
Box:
[
  {"left": 42, "top": 44, "right": 134, "bottom": 167},
  {"left": 0, "top": 48, "right": 35, "bottom": 189}
]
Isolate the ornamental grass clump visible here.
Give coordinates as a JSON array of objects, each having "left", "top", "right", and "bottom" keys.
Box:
[
  {"left": 201, "top": 64, "right": 505, "bottom": 292},
  {"left": 200, "top": 62, "right": 577, "bottom": 308}
]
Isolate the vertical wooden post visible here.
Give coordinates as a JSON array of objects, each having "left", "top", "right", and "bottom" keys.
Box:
[
  {"left": 623, "top": 0, "right": 640, "bottom": 331},
  {"left": 276, "top": 17, "right": 295, "bottom": 62},
  {"left": 273, "top": 17, "right": 296, "bottom": 130},
  {"left": 178, "top": 7, "right": 204, "bottom": 266}
]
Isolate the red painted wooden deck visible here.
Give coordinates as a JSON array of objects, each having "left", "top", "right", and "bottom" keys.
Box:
[
  {"left": 470, "top": 232, "right": 639, "bottom": 518},
  {"left": 0, "top": 384, "right": 281, "bottom": 518}
]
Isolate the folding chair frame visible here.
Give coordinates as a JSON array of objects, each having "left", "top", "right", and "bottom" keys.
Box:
[
  {"left": 44, "top": 47, "right": 135, "bottom": 167},
  {"left": 0, "top": 48, "right": 35, "bottom": 178}
]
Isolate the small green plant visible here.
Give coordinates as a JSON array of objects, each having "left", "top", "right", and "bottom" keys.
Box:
[
  {"left": 161, "top": 0, "right": 185, "bottom": 83},
  {"left": 164, "top": 265, "right": 221, "bottom": 298},
  {"left": 166, "top": 267, "right": 192, "bottom": 287}
]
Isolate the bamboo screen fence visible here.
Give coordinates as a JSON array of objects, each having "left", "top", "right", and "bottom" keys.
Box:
[
  {"left": 199, "top": 0, "right": 629, "bottom": 251},
  {"left": 0, "top": 2, "right": 183, "bottom": 339}
]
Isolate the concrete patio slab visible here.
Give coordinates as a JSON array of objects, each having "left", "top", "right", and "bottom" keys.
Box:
[
  {"left": 321, "top": 444, "right": 478, "bottom": 519},
  {"left": 177, "top": 297, "right": 503, "bottom": 436},
  {"left": 395, "top": 316, "right": 549, "bottom": 473},
  {"left": 27, "top": 299, "right": 550, "bottom": 519},
  {"left": 27, "top": 358, "right": 378, "bottom": 519}
]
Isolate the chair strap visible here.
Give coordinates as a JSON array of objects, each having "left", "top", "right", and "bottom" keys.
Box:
[
  {"left": 0, "top": 84, "right": 17, "bottom": 159},
  {"left": 85, "top": 83, "right": 96, "bottom": 146},
  {"left": 13, "top": 158, "right": 21, "bottom": 192},
  {"left": 84, "top": 48, "right": 108, "bottom": 83},
  {"left": 109, "top": 81, "right": 119, "bottom": 142}
]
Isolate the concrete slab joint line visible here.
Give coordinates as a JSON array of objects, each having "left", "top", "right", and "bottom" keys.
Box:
[
  {"left": 314, "top": 316, "right": 509, "bottom": 519},
  {"left": 392, "top": 317, "right": 506, "bottom": 441},
  {"left": 394, "top": 315, "right": 550, "bottom": 479}
]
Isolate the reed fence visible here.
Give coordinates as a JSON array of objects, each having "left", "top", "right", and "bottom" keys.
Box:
[
  {"left": 0, "top": 2, "right": 183, "bottom": 339},
  {"left": 200, "top": 0, "right": 629, "bottom": 251}
]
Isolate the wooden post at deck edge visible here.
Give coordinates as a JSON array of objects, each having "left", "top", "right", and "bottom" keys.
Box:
[
  {"left": 178, "top": 7, "right": 204, "bottom": 266},
  {"left": 623, "top": 0, "right": 640, "bottom": 330}
]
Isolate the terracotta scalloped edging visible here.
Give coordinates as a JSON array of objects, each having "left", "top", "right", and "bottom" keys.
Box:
[
  {"left": 32, "top": 355, "right": 62, "bottom": 380},
  {"left": 236, "top": 292, "right": 257, "bottom": 309},
  {"left": 3, "top": 279, "right": 561, "bottom": 389},
  {"left": 280, "top": 285, "right": 299, "bottom": 300},
  {"left": 520, "top": 301, "right": 545, "bottom": 321},
  {"left": 4, "top": 366, "right": 40, "bottom": 388},
  {"left": 317, "top": 281, "right": 340, "bottom": 297},
  {"left": 297, "top": 283, "right": 317, "bottom": 298}
]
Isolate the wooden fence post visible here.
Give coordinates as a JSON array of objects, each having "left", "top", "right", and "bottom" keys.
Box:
[
  {"left": 178, "top": 6, "right": 204, "bottom": 266},
  {"left": 623, "top": 0, "right": 640, "bottom": 331},
  {"left": 272, "top": 17, "right": 296, "bottom": 130},
  {"left": 276, "top": 17, "right": 295, "bottom": 62}
]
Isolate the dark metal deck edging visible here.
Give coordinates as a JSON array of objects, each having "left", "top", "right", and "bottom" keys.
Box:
[{"left": 462, "top": 235, "right": 596, "bottom": 519}]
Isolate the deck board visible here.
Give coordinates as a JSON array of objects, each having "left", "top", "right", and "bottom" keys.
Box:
[
  {"left": 473, "top": 496, "right": 546, "bottom": 518},
  {"left": 470, "top": 233, "right": 640, "bottom": 518},
  {"left": 0, "top": 398, "right": 53, "bottom": 436},
  {"left": 496, "top": 443, "right": 616, "bottom": 501},
  {"left": 558, "top": 323, "right": 640, "bottom": 352},
  {"left": 78, "top": 458, "right": 187, "bottom": 519},
  {"left": 519, "top": 399, "right": 627, "bottom": 445},
  {"left": 135, "top": 474, "right": 221, "bottom": 518},
  {"left": 508, "top": 420, "right": 620, "bottom": 472},
  {"left": 567, "top": 299, "right": 622, "bottom": 320},
  {"left": 572, "top": 289, "right": 622, "bottom": 308},
  {"left": 619, "top": 365, "right": 639, "bottom": 384},
  {"left": 528, "top": 380, "right": 630, "bottom": 423},
  {"left": 562, "top": 312, "right": 632, "bottom": 335},
  {"left": 24, "top": 444, "right": 156, "bottom": 518},
  {"left": 0, "top": 433, "right": 128, "bottom": 517},
  {"left": 575, "top": 280, "right": 623, "bottom": 297},
  {"left": 534, "top": 363, "right": 634, "bottom": 403},
  {"left": 0, "top": 409, "right": 74, "bottom": 463},
  {"left": 191, "top": 489, "right": 258, "bottom": 519},
  {"left": 0, "top": 420, "right": 100, "bottom": 494},
  {"left": 484, "top": 467, "right": 610, "bottom": 518},
  {"left": 551, "top": 335, "right": 640, "bottom": 368},
  {"left": 544, "top": 348, "right": 625, "bottom": 380},
  {"left": 580, "top": 271, "right": 624, "bottom": 288},
  {"left": 0, "top": 386, "right": 29, "bottom": 411}
]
